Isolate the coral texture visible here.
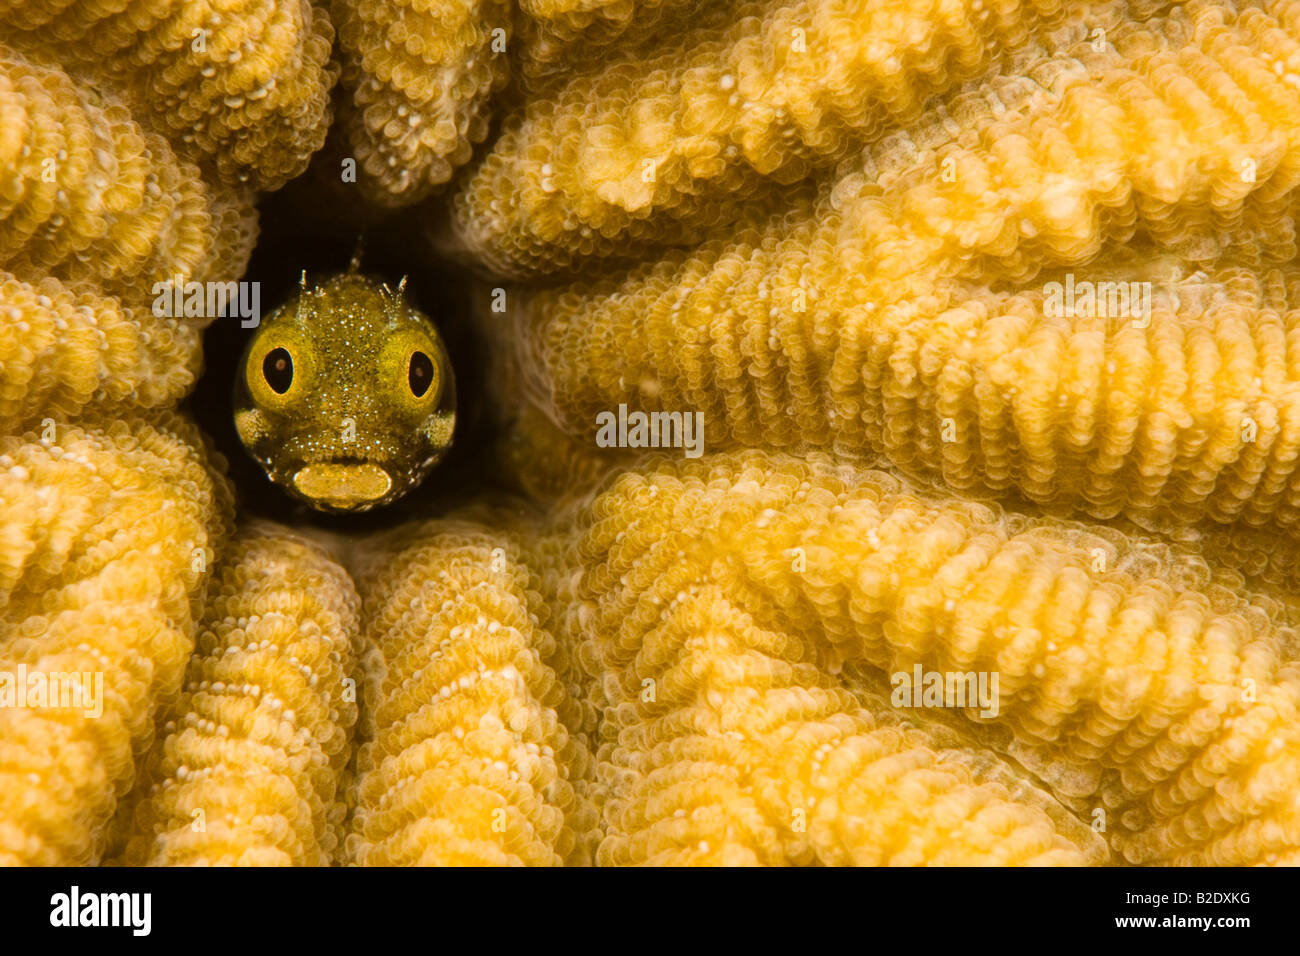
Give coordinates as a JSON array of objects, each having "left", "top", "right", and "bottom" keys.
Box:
[
  {"left": 452, "top": 0, "right": 1116, "bottom": 276},
  {"left": 0, "top": 271, "right": 206, "bottom": 433},
  {"left": 0, "top": 0, "right": 338, "bottom": 190},
  {"left": 5, "top": 0, "right": 1300, "bottom": 872},
  {"left": 562, "top": 449, "right": 1300, "bottom": 864},
  {"left": 514, "top": 0, "right": 703, "bottom": 84},
  {"left": 121, "top": 522, "right": 361, "bottom": 866},
  {"left": 507, "top": 0, "right": 1300, "bottom": 532},
  {"left": 0, "top": 39, "right": 259, "bottom": 432},
  {"left": 0, "top": 43, "right": 259, "bottom": 300},
  {"left": 345, "top": 520, "right": 597, "bottom": 864},
  {"left": 0, "top": 411, "right": 233, "bottom": 865},
  {"left": 332, "top": 0, "right": 511, "bottom": 206}
]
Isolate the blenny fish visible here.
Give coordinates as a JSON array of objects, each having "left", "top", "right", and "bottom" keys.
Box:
[{"left": 233, "top": 271, "right": 456, "bottom": 512}]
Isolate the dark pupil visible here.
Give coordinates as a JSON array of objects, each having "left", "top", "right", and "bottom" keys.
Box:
[
  {"left": 409, "top": 350, "right": 433, "bottom": 397},
  {"left": 263, "top": 347, "right": 293, "bottom": 394}
]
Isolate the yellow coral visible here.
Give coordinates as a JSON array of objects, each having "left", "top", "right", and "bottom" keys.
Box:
[
  {"left": 498, "top": 402, "right": 626, "bottom": 506},
  {"left": 0, "top": 42, "right": 259, "bottom": 301},
  {"left": 451, "top": 0, "right": 1106, "bottom": 276},
  {"left": 5, "top": 0, "right": 1300, "bottom": 874},
  {"left": 524, "top": 249, "right": 1300, "bottom": 527},
  {"left": 514, "top": 0, "right": 703, "bottom": 84},
  {"left": 0, "top": 411, "right": 233, "bottom": 865},
  {"left": 512, "top": 0, "right": 1300, "bottom": 529},
  {"left": 0, "top": 0, "right": 338, "bottom": 190},
  {"left": 564, "top": 449, "right": 1300, "bottom": 864},
  {"left": 0, "top": 271, "right": 210, "bottom": 433},
  {"left": 121, "top": 522, "right": 361, "bottom": 866},
  {"left": 579, "top": 578, "right": 1105, "bottom": 865},
  {"left": 346, "top": 520, "right": 597, "bottom": 865},
  {"left": 1194, "top": 521, "right": 1300, "bottom": 598},
  {"left": 332, "top": 0, "right": 511, "bottom": 206}
]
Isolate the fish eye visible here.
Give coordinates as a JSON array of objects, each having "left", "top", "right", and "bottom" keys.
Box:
[
  {"left": 408, "top": 350, "right": 434, "bottom": 398},
  {"left": 263, "top": 347, "right": 294, "bottom": 394}
]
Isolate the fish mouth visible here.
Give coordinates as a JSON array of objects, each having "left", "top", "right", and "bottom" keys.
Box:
[{"left": 292, "top": 462, "right": 393, "bottom": 511}]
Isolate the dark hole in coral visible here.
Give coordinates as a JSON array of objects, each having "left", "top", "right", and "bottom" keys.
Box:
[{"left": 191, "top": 179, "right": 501, "bottom": 533}]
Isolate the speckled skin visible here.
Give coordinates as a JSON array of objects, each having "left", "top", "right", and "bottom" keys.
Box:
[{"left": 233, "top": 272, "right": 456, "bottom": 512}]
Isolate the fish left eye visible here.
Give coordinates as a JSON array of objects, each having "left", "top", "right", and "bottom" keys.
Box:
[{"left": 408, "top": 350, "right": 434, "bottom": 398}]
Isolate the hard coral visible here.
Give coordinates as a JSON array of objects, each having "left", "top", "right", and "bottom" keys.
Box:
[
  {"left": 122, "top": 522, "right": 361, "bottom": 866},
  {"left": 0, "top": 271, "right": 203, "bottom": 434},
  {"left": 332, "top": 0, "right": 511, "bottom": 206},
  {"left": 0, "top": 0, "right": 338, "bottom": 190},
  {"left": 346, "top": 520, "right": 597, "bottom": 865},
  {"left": 6, "top": 0, "right": 1300, "bottom": 873},
  {"left": 514, "top": 0, "right": 706, "bottom": 85},
  {"left": 564, "top": 449, "right": 1300, "bottom": 864},
  {"left": 452, "top": 0, "right": 1102, "bottom": 277},
  {"left": 0, "top": 411, "right": 233, "bottom": 865},
  {"left": 0, "top": 42, "right": 259, "bottom": 301},
  {"left": 509, "top": 0, "right": 1300, "bottom": 531}
]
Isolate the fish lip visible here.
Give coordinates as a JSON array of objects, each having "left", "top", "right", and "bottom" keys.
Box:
[{"left": 292, "top": 462, "right": 393, "bottom": 510}]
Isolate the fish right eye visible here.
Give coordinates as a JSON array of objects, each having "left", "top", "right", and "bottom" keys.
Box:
[
  {"left": 262, "top": 347, "right": 294, "bottom": 394},
  {"left": 408, "top": 350, "right": 434, "bottom": 398}
]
